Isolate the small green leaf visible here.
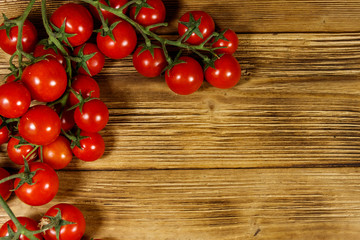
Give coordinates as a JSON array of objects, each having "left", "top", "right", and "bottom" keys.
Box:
[
  {"left": 179, "top": 13, "right": 203, "bottom": 42},
  {"left": 133, "top": 0, "right": 154, "bottom": 19}
]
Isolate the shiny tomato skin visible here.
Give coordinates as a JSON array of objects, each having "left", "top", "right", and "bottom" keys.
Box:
[
  {"left": 0, "top": 82, "right": 31, "bottom": 118},
  {"left": 212, "top": 29, "right": 239, "bottom": 55},
  {"left": 33, "top": 44, "right": 69, "bottom": 68},
  {"left": 96, "top": 20, "right": 137, "bottom": 59},
  {"left": 18, "top": 105, "right": 61, "bottom": 146},
  {"left": 74, "top": 99, "right": 109, "bottom": 133},
  {"left": 178, "top": 11, "right": 215, "bottom": 45},
  {"left": 129, "top": 0, "right": 166, "bottom": 28},
  {"left": 69, "top": 74, "right": 100, "bottom": 106},
  {"left": 73, "top": 43, "right": 105, "bottom": 76},
  {"left": 21, "top": 59, "right": 67, "bottom": 102},
  {"left": 0, "top": 119, "right": 9, "bottom": 145},
  {"left": 42, "top": 203, "right": 85, "bottom": 240},
  {"left": 7, "top": 135, "right": 37, "bottom": 165},
  {"left": 89, "top": 0, "right": 128, "bottom": 23},
  {"left": 72, "top": 131, "right": 105, "bottom": 162},
  {"left": 0, "top": 19, "right": 37, "bottom": 55},
  {"left": 50, "top": 3, "right": 93, "bottom": 47},
  {"left": 204, "top": 54, "right": 241, "bottom": 89},
  {"left": 14, "top": 162, "right": 59, "bottom": 206},
  {"left": 60, "top": 108, "right": 75, "bottom": 131},
  {"left": 132, "top": 46, "right": 167, "bottom": 77},
  {"left": 0, "top": 217, "right": 43, "bottom": 240},
  {"left": 165, "top": 56, "right": 204, "bottom": 95},
  {"left": 39, "top": 135, "right": 72, "bottom": 170},
  {"left": 0, "top": 168, "right": 12, "bottom": 201}
]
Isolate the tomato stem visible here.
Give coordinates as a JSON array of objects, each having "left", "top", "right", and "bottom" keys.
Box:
[
  {"left": 0, "top": 173, "right": 24, "bottom": 185},
  {"left": 0, "top": 196, "right": 40, "bottom": 240}
]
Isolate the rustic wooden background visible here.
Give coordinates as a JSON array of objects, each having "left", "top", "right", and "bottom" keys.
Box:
[{"left": 1, "top": 0, "right": 360, "bottom": 239}]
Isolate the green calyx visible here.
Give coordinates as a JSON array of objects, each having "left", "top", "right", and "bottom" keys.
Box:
[
  {"left": 132, "top": 0, "right": 154, "bottom": 19},
  {"left": 178, "top": 13, "right": 203, "bottom": 42},
  {"left": 0, "top": 14, "right": 17, "bottom": 39},
  {"left": 73, "top": 44, "right": 97, "bottom": 76},
  {"left": 41, "top": 208, "right": 76, "bottom": 240},
  {"left": 50, "top": 19, "right": 76, "bottom": 49},
  {"left": 13, "top": 160, "right": 43, "bottom": 191},
  {"left": 137, "top": 43, "right": 162, "bottom": 58}
]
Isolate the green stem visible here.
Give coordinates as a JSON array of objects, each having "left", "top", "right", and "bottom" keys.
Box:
[
  {"left": 25, "top": 145, "right": 39, "bottom": 161},
  {"left": 41, "top": 0, "right": 72, "bottom": 81},
  {"left": 0, "top": 173, "right": 24, "bottom": 184},
  {"left": 82, "top": 0, "right": 219, "bottom": 58},
  {"left": 0, "top": 196, "right": 39, "bottom": 240}
]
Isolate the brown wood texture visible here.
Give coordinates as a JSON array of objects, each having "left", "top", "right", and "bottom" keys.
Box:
[{"left": 0, "top": 0, "right": 360, "bottom": 239}]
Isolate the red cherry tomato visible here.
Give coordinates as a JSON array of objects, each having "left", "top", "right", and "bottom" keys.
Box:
[
  {"left": 89, "top": 0, "right": 128, "bottom": 23},
  {"left": 0, "top": 168, "right": 12, "bottom": 201},
  {"left": 178, "top": 11, "right": 215, "bottom": 45},
  {"left": 18, "top": 105, "right": 61, "bottom": 146},
  {"left": 72, "top": 131, "right": 105, "bottom": 162},
  {"left": 69, "top": 74, "right": 100, "bottom": 106},
  {"left": 0, "top": 19, "right": 37, "bottom": 55},
  {"left": 5, "top": 74, "right": 16, "bottom": 83},
  {"left": 0, "top": 217, "right": 43, "bottom": 240},
  {"left": 132, "top": 45, "right": 167, "bottom": 77},
  {"left": 212, "top": 29, "right": 239, "bottom": 55},
  {"left": 33, "top": 43, "right": 69, "bottom": 68},
  {"left": 7, "top": 135, "right": 37, "bottom": 165},
  {"left": 0, "top": 82, "right": 31, "bottom": 118},
  {"left": 129, "top": 0, "right": 166, "bottom": 29},
  {"left": 204, "top": 54, "right": 241, "bottom": 89},
  {"left": 97, "top": 20, "right": 137, "bottom": 59},
  {"left": 74, "top": 99, "right": 109, "bottom": 133},
  {"left": 42, "top": 203, "right": 85, "bottom": 240},
  {"left": 60, "top": 108, "right": 75, "bottom": 132},
  {"left": 14, "top": 162, "right": 59, "bottom": 206},
  {"left": 0, "top": 119, "right": 9, "bottom": 145},
  {"left": 73, "top": 43, "right": 105, "bottom": 76},
  {"left": 165, "top": 56, "right": 204, "bottom": 95},
  {"left": 21, "top": 59, "right": 67, "bottom": 102},
  {"left": 50, "top": 3, "right": 93, "bottom": 47},
  {"left": 39, "top": 135, "right": 72, "bottom": 170}
]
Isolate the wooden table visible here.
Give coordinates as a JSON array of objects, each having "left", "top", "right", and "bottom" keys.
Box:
[{"left": 1, "top": 0, "right": 360, "bottom": 239}]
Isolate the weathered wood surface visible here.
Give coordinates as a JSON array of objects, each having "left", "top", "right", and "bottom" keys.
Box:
[
  {"left": 1, "top": 0, "right": 360, "bottom": 239},
  {"left": 2, "top": 169, "right": 360, "bottom": 240}
]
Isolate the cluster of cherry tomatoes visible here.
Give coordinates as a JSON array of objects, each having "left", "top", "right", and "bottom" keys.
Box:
[{"left": 0, "top": 0, "right": 240, "bottom": 238}]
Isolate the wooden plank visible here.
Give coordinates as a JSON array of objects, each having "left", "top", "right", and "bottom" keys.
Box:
[
  {"left": 1, "top": 168, "right": 360, "bottom": 239},
  {"left": 2, "top": 0, "right": 360, "bottom": 33},
  {"left": 1, "top": 33, "right": 360, "bottom": 170}
]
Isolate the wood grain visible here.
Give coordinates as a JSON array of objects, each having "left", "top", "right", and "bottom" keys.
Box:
[
  {"left": 2, "top": 0, "right": 360, "bottom": 33},
  {"left": 2, "top": 33, "right": 360, "bottom": 170},
  {"left": 1, "top": 168, "right": 360, "bottom": 239}
]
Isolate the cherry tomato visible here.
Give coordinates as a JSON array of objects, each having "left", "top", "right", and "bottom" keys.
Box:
[
  {"left": 60, "top": 108, "right": 75, "bottom": 131},
  {"left": 50, "top": 3, "right": 93, "bottom": 47},
  {"left": 204, "top": 54, "right": 241, "bottom": 89},
  {"left": 0, "top": 19, "right": 37, "bottom": 55},
  {"left": 97, "top": 20, "right": 137, "bottom": 59},
  {"left": 129, "top": 0, "right": 166, "bottom": 29},
  {"left": 165, "top": 56, "right": 204, "bottom": 95},
  {"left": 14, "top": 162, "right": 59, "bottom": 206},
  {"left": 132, "top": 45, "right": 167, "bottom": 77},
  {"left": 39, "top": 135, "right": 72, "bottom": 170},
  {"left": 7, "top": 135, "right": 37, "bottom": 165},
  {"left": 21, "top": 59, "right": 67, "bottom": 102},
  {"left": 69, "top": 74, "right": 100, "bottom": 106},
  {"left": 42, "top": 203, "right": 85, "bottom": 240},
  {"left": 0, "top": 168, "right": 12, "bottom": 201},
  {"left": 33, "top": 43, "right": 69, "bottom": 68},
  {"left": 72, "top": 131, "right": 105, "bottom": 162},
  {"left": 212, "top": 29, "right": 239, "bottom": 55},
  {"left": 89, "top": 0, "right": 128, "bottom": 23},
  {"left": 0, "top": 217, "right": 43, "bottom": 240},
  {"left": 0, "top": 119, "right": 9, "bottom": 145},
  {"left": 74, "top": 99, "right": 109, "bottom": 133},
  {"left": 5, "top": 74, "right": 16, "bottom": 83},
  {"left": 73, "top": 43, "right": 105, "bottom": 76},
  {"left": 18, "top": 105, "right": 61, "bottom": 146},
  {"left": 178, "top": 11, "right": 215, "bottom": 45},
  {"left": 0, "top": 82, "right": 31, "bottom": 118}
]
